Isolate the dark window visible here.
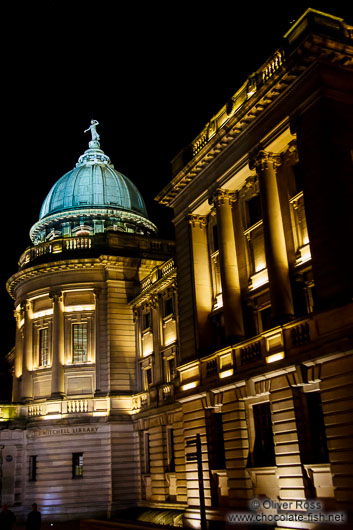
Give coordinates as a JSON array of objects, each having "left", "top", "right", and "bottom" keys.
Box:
[
  {"left": 164, "top": 298, "right": 173, "bottom": 317},
  {"left": 304, "top": 392, "right": 329, "bottom": 464},
  {"left": 206, "top": 411, "right": 226, "bottom": 470},
  {"left": 72, "top": 452, "right": 83, "bottom": 478},
  {"left": 293, "top": 163, "right": 303, "bottom": 193},
  {"left": 167, "top": 429, "right": 175, "bottom": 472},
  {"left": 29, "top": 455, "right": 37, "bottom": 481},
  {"left": 72, "top": 323, "right": 88, "bottom": 363},
  {"left": 247, "top": 195, "right": 262, "bottom": 227},
  {"left": 146, "top": 367, "right": 152, "bottom": 387},
  {"left": 260, "top": 306, "right": 272, "bottom": 332},
  {"left": 39, "top": 328, "right": 49, "bottom": 367},
  {"left": 142, "top": 312, "right": 151, "bottom": 330},
  {"left": 211, "top": 311, "right": 226, "bottom": 350},
  {"left": 250, "top": 402, "right": 275, "bottom": 467},
  {"left": 144, "top": 433, "right": 150, "bottom": 474},
  {"left": 212, "top": 224, "right": 219, "bottom": 252},
  {"left": 167, "top": 357, "right": 176, "bottom": 381}
]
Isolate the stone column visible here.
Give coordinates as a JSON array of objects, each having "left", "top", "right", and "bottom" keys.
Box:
[
  {"left": 188, "top": 214, "right": 213, "bottom": 352},
  {"left": 251, "top": 151, "right": 294, "bottom": 324},
  {"left": 13, "top": 307, "right": 24, "bottom": 402},
  {"left": 94, "top": 288, "right": 101, "bottom": 394},
  {"left": 213, "top": 189, "right": 244, "bottom": 341},
  {"left": 50, "top": 290, "right": 65, "bottom": 398},
  {"left": 21, "top": 300, "right": 33, "bottom": 400}
]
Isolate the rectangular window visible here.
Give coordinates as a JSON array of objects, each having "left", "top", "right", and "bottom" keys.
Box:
[
  {"left": 250, "top": 402, "right": 275, "bottom": 467},
  {"left": 167, "top": 357, "right": 176, "bottom": 382},
  {"left": 29, "top": 455, "right": 37, "bottom": 481},
  {"left": 208, "top": 217, "right": 222, "bottom": 310},
  {"left": 39, "top": 328, "right": 49, "bottom": 367},
  {"left": 246, "top": 195, "right": 262, "bottom": 228},
  {"left": 206, "top": 411, "right": 226, "bottom": 470},
  {"left": 145, "top": 367, "right": 152, "bottom": 387},
  {"left": 164, "top": 298, "right": 173, "bottom": 318},
  {"left": 142, "top": 312, "right": 151, "bottom": 331},
  {"left": 72, "top": 452, "right": 83, "bottom": 478},
  {"left": 167, "top": 428, "right": 175, "bottom": 472},
  {"left": 212, "top": 224, "right": 219, "bottom": 252},
  {"left": 304, "top": 392, "right": 329, "bottom": 464},
  {"left": 72, "top": 323, "right": 88, "bottom": 363},
  {"left": 290, "top": 192, "right": 309, "bottom": 250},
  {"left": 247, "top": 223, "right": 266, "bottom": 274},
  {"left": 144, "top": 432, "right": 150, "bottom": 474},
  {"left": 259, "top": 305, "right": 272, "bottom": 332}
]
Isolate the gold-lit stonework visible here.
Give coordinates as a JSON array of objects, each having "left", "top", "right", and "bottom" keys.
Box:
[{"left": 1, "top": 9, "right": 353, "bottom": 529}]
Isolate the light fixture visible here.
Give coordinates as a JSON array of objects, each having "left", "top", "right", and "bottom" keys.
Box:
[
  {"left": 219, "top": 368, "right": 233, "bottom": 379},
  {"left": 265, "top": 352, "right": 285, "bottom": 363}
]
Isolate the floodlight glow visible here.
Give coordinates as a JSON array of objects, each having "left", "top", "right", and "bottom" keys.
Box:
[
  {"left": 182, "top": 381, "right": 198, "bottom": 391},
  {"left": 265, "top": 352, "right": 285, "bottom": 363},
  {"left": 219, "top": 369, "right": 233, "bottom": 379}
]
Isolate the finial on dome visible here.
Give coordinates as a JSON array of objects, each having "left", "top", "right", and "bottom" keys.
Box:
[{"left": 84, "top": 119, "right": 100, "bottom": 148}]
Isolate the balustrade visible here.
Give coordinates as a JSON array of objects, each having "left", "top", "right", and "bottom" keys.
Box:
[{"left": 67, "top": 399, "right": 89, "bottom": 413}]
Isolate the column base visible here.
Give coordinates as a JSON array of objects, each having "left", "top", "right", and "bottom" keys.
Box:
[{"left": 49, "top": 392, "right": 66, "bottom": 400}]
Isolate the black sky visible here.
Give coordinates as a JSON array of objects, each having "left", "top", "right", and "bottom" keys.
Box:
[{"left": 2, "top": 2, "right": 353, "bottom": 358}]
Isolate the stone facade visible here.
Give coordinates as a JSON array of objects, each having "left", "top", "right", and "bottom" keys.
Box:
[{"left": 1, "top": 8, "right": 353, "bottom": 530}]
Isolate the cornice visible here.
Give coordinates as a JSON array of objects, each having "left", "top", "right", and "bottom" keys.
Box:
[
  {"left": 6, "top": 255, "right": 139, "bottom": 299},
  {"left": 156, "top": 28, "right": 353, "bottom": 208}
]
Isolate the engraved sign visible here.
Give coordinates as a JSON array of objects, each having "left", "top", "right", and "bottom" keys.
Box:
[{"left": 27, "top": 426, "right": 99, "bottom": 438}]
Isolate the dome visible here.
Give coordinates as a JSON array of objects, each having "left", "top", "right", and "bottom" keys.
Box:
[
  {"left": 39, "top": 149, "right": 148, "bottom": 220},
  {"left": 30, "top": 123, "right": 157, "bottom": 244}
]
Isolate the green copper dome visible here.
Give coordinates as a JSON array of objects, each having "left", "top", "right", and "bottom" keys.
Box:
[
  {"left": 30, "top": 122, "right": 157, "bottom": 244},
  {"left": 39, "top": 148, "right": 148, "bottom": 220}
]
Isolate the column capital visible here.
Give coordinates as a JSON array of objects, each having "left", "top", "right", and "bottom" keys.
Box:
[
  {"left": 188, "top": 214, "right": 208, "bottom": 229},
  {"left": 14, "top": 308, "right": 23, "bottom": 325},
  {"left": 212, "top": 188, "right": 237, "bottom": 207},
  {"left": 283, "top": 140, "right": 299, "bottom": 165},
  {"left": 249, "top": 150, "right": 282, "bottom": 171},
  {"left": 49, "top": 290, "right": 63, "bottom": 303},
  {"left": 93, "top": 287, "right": 101, "bottom": 299},
  {"left": 22, "top": 299, "right": 33, "bottom": 315}
]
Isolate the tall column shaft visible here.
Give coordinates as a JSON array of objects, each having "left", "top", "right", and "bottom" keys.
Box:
[
  {"left": 13, "top": 308, "right": 24, "bottom": 402},
  {"left": 21, "top": 301, "right": 33, "bottom": 400},
  {"left": 94, "top": 288, "right": 101, "bottom": 394},
  {"left": 253, "top": 151, "right": 294, "bottom": 323},
  {"left": 50, "top": 290, "right": 65, "bottom": 397},
  {"left": 189, "top": 215, "right": 213, "bottom": 352},
  {"left": 214, "top": 189, "right": 244, "bottom": 341}
]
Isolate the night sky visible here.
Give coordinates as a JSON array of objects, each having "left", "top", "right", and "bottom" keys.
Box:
[{"left": 1, "top": 2, "right": 352, "bottom": 364}]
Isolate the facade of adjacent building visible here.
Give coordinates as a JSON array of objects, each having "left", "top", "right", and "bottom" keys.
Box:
[{"left": 1, "top": 9, "right": 353, "bottom": 529}]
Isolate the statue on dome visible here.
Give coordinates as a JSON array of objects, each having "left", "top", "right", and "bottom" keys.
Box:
[{"left": 84, "top": 120, "right": 100, "bottom": 143}]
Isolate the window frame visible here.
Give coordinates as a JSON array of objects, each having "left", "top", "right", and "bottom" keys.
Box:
[
  {"left": 29, "top": 455, "right": 37, "bottom": 481},
  {"left": 72, "top": 452, "right": 84, "bottom": 479},
  {"left": 72, "top": 322, "right": 88, "bottom": 363}
]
